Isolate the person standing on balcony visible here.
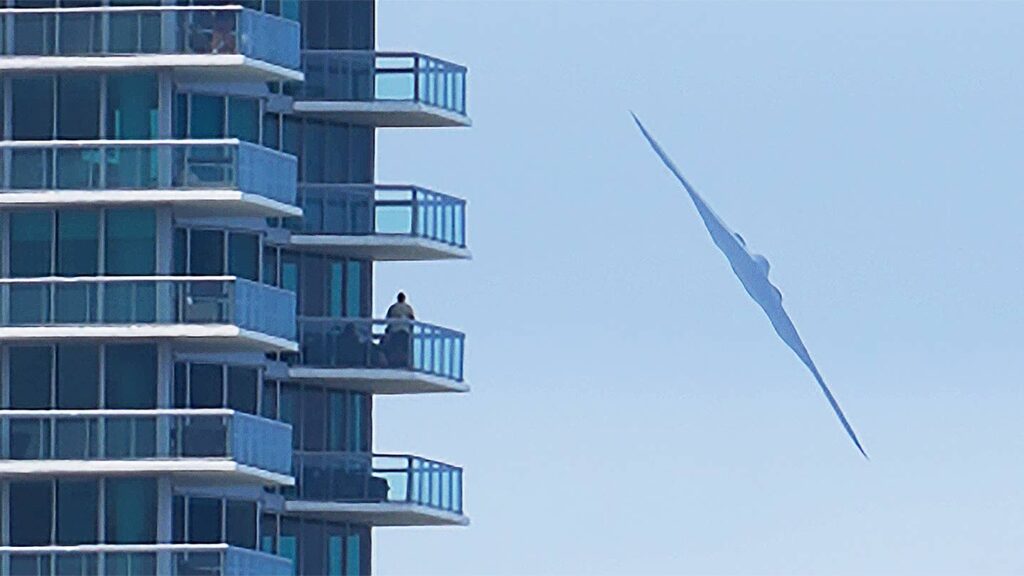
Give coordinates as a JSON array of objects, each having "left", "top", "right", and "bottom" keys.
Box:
[
  {"left": 386, "top": 292, "right": 416, "bottom": 330},
  {"left": 382, "top": 292, "right": 416, "bottom": 368}
]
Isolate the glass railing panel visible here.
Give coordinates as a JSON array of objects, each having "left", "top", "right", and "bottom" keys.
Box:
[
  {"left": 0, "top": 6, "right": 301, "bottom": 71},
  {"left": 296, "top": 318, "right": 465, "bottom": 382},
  {"left": 0, "top": 410, "right": 292, "bottom": 476},
  {"left": 0, "top": 545, "right": 292, "bottom": 576},
  {"left": 295, "top": 184, "right": 467, "bottom": 247},
  {"left": 291, "top": 452, "right": 464, "bottom": 515},
  {"left": 0, "top": 140, "right": 298, "bottom": 207},
  {"left": 297, "top": 51, "right": 468, "bottom": 116},
  {"left": 0, "top": 277, "right": 297, "bottom": 342}
]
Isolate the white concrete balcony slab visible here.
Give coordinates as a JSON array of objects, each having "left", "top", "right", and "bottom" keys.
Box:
[
  {"left": 0, "top": 544, "right": 292, "bottom": 575},
  {"left": 0, "top": 140, "right": 299, "bottom": 218},
  {"left": 290, "top": 318, "right": 467, "bottom": 394},
  {"left": 285, "top": 453, "right": 468, "bottom": 527},
  {"left": 0, "top": 5, "right": 302, "bottom": 82},
  {"left": 292, "top": 51, "right": 469, "bottom": 127},
  {"left": 0, "top": 276, "right": 297, "bottom": 353},
  {"left": 287, "top": 184, "right": 468, "bottom": 261},
  {"left": 0, "top": 409, "right": 294, "bottom": 486}
]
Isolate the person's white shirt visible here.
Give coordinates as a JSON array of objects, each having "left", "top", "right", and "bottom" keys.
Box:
[{"left": 386, "top": 300, "right": 415, "bottom": 332}]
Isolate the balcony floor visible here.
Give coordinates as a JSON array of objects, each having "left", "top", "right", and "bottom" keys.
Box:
[
  {"left": 291, "top": 101, "right": 471, "bottom": 128},
  {"left": 0, "top": 54, "right": 302, "bottom": 83},
  {"left": 289, "top": 234, "right": 470, "bottom": 261},
  {"left": 0, "top": 459, "right": 294, "bottom": 486},
  {"left": 284, "top": 500, "right": 469, "bottom": 527},
  {"left": 0, "top": 325, "right": 298, "bottom": 353},
  {"left": 287, "top": 367, "right": 468, "bottom": 395},
  {"left": 0, "top": 190, "right": 301, "bottom": 219}
]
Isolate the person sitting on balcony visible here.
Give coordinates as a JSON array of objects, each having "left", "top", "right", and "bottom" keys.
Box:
[{"left": 382, "top": 292, "right": 415, "bottom": 368}]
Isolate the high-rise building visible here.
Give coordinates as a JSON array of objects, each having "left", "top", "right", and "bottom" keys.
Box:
[{"left": 0, "top": 1, "right": 469, "bottom": 574}]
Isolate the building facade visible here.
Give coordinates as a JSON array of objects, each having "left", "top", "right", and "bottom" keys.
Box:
[{"left": 0, "top": 1, "right": 469, "bottom": 574}]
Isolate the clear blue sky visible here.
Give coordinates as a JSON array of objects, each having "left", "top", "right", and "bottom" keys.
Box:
[{"left": 371, "top": 2, "right": 1024, "bottom": 574}]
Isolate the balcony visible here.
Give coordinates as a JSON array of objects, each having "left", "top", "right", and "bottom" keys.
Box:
[
  {"left": 0, "top": 140, "right": 300, "bottom": 218},
  {"left": 290, "top": 318, "right": 467, "bottom": 394},
  {"left": 0, "top": 5, "right": 302, "bottom": 81},
  {"left": 0, "top": 409, "right": 293, "bottom": 486},
  {"left": 0, "top": 544, "right": 292, "bottom": 576},
  {"left": 292, "top": 51, "right": 470, "bottom": 127},
  {"left": 285, "top": 453, "right": 467, "bottom": 527},
  {"left": 0, "top": 276, "right": 297, "bottom": 352},
  {"left": 289, "top": 184, "right": 468, "bottom": 261}
]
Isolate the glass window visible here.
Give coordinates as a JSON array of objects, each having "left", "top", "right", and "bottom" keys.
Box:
[
  {"left": 58, "top": 75, "right": 100, "bottom": 139},
  {"left": 56, "top": 479, "right": 98, "bottom": 545},
  {"left": 174, "top": 228, "right": 188, "bottom": 275},
  {"left": 281, "top": 252, "right": 299, "bottom": 294},
  {"left": 105, "top": 209, "right": 155, "bottom": 275},
  {"left": 227, "top": 366, "right": 257, "bottom": 414},
  {"left": 327, "top": 391, "right": 346, "bottom": 451},
  {"left": 173, "top": 495, "right": 185, "bottom": 544},
  {"left": 188, "top": 498, "right": 222, "bottom": 544},
  {"left": 105, "top": 345, "right": 156, "bottom": 409},
  {"left": 345, "top": 261, "right": 362, "bottom": 317},
  {"left": 303, "top": 121, "right": 325, "bottom": 183},
  {"left": 56, "top": 345, "right": 98, "bottom": 409},
  {"left": 329, "top": 261, "right": 343, "bottom": 317},
  {"left": 106, "top": 74, "right": 158, "bottom": 139},
  {"left": 262, "top": 113, "right": 280, "bottom": 150},
  {"left": 283, "top": 117, "right": 301, "bottom": 159},
  {"left": 327, "top": 523, "right": 346, "bottom": 576},
  {"left": 10, "top": 481, "right": 52, "bottom": 546},
  {"left": 228, "top": 232, "right": 259, "bottom": 281},
  {"left": 350, "top": 127, "right": 374, "bottom": 183},
  {"left": 262, "top": 246, "right": 278, "bottom": 287},
  {"left": 190, "top": 364, "right": 223, "bottom": 409},
  {"left": 260, "top": 514, "right": 277, "bottom": 554},
  {"left": 105, "top": 478, "right": 156, "bottom": 544},
  {"left": 10, "top": 211, "right": 53, "bottom": 277},
  {"left": 57, "top": 210, "right": 99, "bottom": 276},
  {"left": 279, "top": 518, "right": 299, "bottom": 572},
  {"left": 228, "top": 97, "right": 260, "bottom": 143},
  {"left": 190, "top": 94, "right": 226, "bottom": 139},
  {"left": 301, "top": 254, "right": 326, "bottom": 316},
  {"left": 346, "top": 529, "right": 364, "bottom": 576},
  {"left": 280, "top": 384, "right": 300, "bottom": 450},
  {"left": 12, "top": 77, "right": 54, "bottom": 140},
  {"left": 190, "top": 229, "right": 225, "bottom": 275},
  {"left": 226, "top": 500, "right": 257, "bottom": 549},
  {"left": 302, "top": 386, "right": 325, "bottom": 451},
  {"left": 350, "top": 393, "right": 367, "bottom": 452},
  {"left": 302, "top": 519, "right": 325, "bottom": 576},
  {"left": 261, "top": 379, "right": 278, "bottom": 419},
  {"left": 10, "top": 346, "right": 52, "bottom": 409}
]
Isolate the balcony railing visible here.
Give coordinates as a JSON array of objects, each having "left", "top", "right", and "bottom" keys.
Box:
[
  {"left": 290, "top": 452, "right": 463, "bottom": 516},
  {"left": 292, "top": 184, "right": 466, "bottom": 248},
  {"left": 0, "top": 544, "right": 291, "bottom": 576},
  {"left": 0, "top": 5, "right": 301, "bottom": 71},
  {"left": 296, "top": 318, "right": 464, "bottom": 382},
  {"left": 0, "top": 276, "right": 296, "bottom": 342},
  {"left": 0, "top": 140, "right": 297, "bottom": 207},
  {"left": 297, "top": 51, "right": 467, "bottom": 116},
  {"left": 0, "top": 409, "right": 292, "bottom": 477}
]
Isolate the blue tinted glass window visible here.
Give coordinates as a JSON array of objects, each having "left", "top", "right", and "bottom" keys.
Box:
[
  {"left": 10, "top": 211, "right": 53, "bottom": 277},
  {"left": 10, "top": 481, "right": 52, "bottom": 546},
  {"left": 302, "top": 386, "right": 325, "bottom": 451},
  {"left": 190, "top": 94, "right": 226, "bottom": 138},
  {"left": 10, "top": 346, "right": 52, "bottom": 409},
  {"left": 12, "top": 77, "right": 54, "bottom": 140},
  {"left": 56, "top": 345, "right": 98, "bottom": 409},
  {"left": 58, "top": 75, "right": 100, "bottom": 139},
  {"left": 345, "top": 261, "right": 362, "bottom": 317},
  {"left": 190, "top": 229, "right": 225, "bottom": 275},
  {"left": 228, "top": 97, "right": 260, "bottom": 143},
  {"left": 226, "top": 500, "right": 257, "bottom": 549},
  {"left": 189, "top": 364, "right": 223, "bottom": 409},
  {"left": 227, "top": 366, "right": 257, "bottom": 414},
  {"left": 57, "top": 479, "right": 98, "bottom": 545},
  {"left": 228, "top": 232, "right": 259, "bottom": 281},
  {"left": 106, "top": 74, "right": 158, "bottom": 139},
  {"left": 188, "top": 498, "right": 222, "bottom": 544},
  {"left": 57, "top": 210, "right": 99, "bottom": 276},
  {"left": 105, "top": 478, "right": 156, "bottom": 544},
  {"left": 105, "top": 209, "right": 155, "bottom": 275},
  {"left": 105, "top": 344, "right": 156, "bottom": 409}
]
